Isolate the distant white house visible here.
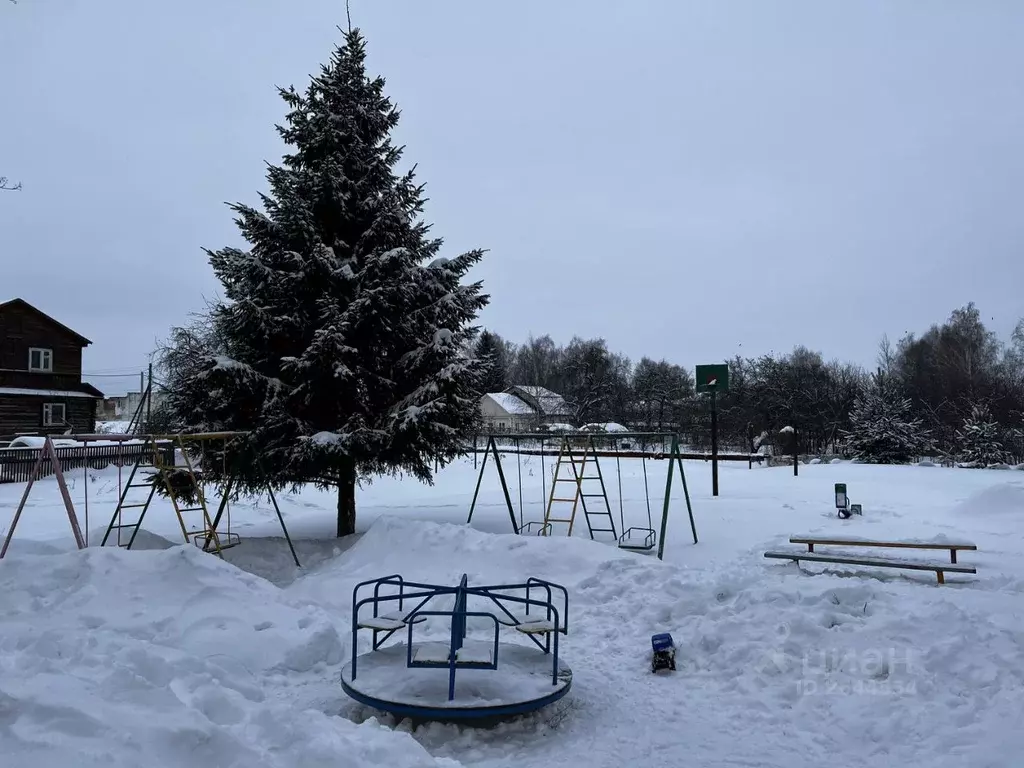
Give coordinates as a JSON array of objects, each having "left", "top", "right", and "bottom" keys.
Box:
[
  {"left": 478, "top": 385, "right": 573, "bottom": 431},
  {"left": 479, "top": 392, "right": 536, "bottom": 431},
  {"left": 504, "top": 386, "right": 572, "bottom": 421}
]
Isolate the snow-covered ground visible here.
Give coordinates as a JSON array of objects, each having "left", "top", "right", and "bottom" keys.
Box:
[{"left": 2, "top": 454, "right": 1023, "bottom": 767}]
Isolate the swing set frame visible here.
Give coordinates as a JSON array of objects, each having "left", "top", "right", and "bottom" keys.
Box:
[
  {"left": 466, "top": 432, "right": 698, "bottom": 560},
  {"left": 1, "top": 431, "right": 300, "bottom": 567}
]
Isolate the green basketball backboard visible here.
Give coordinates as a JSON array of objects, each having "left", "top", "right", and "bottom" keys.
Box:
[{"left": 695, "top": 364, "right": 730, "bottom": 393}]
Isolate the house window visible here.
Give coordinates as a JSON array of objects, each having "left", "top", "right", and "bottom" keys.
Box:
[
  {"left": 29, "top": 347, "right": 53, "bottom": 372},
  {"left": 43, "top": 403, "right": 66, "bottom": 426}
]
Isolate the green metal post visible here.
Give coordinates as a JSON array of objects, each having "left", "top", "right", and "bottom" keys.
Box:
[
  {"left": 656, "top": 435, "right": 676, "bottom": 560},
  {"left": 467, "top": 436, "right": 519, "bottom": 533},
  {"left": 657, "top": 434, "right": 699, "bottom": 560},
  {"left": 466, "top": 438, "right": 491, "bottom": 524},
  {"left": 678, "top": 446, "right": 698, "bottom": 545},
  {"left": 491, "top": 439, "right": 520, "bottom": 534}
]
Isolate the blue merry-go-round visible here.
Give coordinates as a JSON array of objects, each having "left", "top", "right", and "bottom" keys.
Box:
[{"left": 341, "top": 573, "right": 572, "bottom": 721}]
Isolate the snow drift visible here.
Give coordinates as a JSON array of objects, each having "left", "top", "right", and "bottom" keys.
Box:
[
  {"left": 950, "top": 481, "right": 1024, "bottom": 517},
  {"left": 0, "top": 545, "right": 459, "bottom": 768}
]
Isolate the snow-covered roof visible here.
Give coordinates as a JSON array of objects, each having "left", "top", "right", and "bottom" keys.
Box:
[
  {"left": 506, "top": 385, "right": 570, "bottom": 416},
  {"left": 483, "top": 392, "right": 535, "bottom": 416},
  {"left": 0, "top": 387, "right": 101, "bottom": 399},
  {"left": 542, "top": 422, "right": 577, "bottom": 432}
]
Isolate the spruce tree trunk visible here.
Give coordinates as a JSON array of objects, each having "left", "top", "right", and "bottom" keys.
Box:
[{"left": 336, "top": 458, "right": 357, "bottom": 537}]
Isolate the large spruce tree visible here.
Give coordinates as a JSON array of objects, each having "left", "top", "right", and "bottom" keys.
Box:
[{"left": 168, "top": 29, "right": 488, "bottom": 536}]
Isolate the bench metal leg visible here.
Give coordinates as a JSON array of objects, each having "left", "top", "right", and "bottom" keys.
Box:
[
  {"left": 807, "top": 543, "right": 814, "bottom": 553},
  {"left": 950, "top": 550, "right": 957, "bottom": 564}
]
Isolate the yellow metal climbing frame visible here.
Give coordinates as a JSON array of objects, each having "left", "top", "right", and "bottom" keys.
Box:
[
  {"left": 102, "top": 434, "right": 226, "bottom": 556},
  {"left": 540, "top": 436, "right": 617, "bottom": 539}
]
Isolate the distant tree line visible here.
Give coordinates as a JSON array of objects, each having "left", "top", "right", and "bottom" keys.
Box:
[{"left": 473, "top": 303, "right": 1024, "bottom": 465}]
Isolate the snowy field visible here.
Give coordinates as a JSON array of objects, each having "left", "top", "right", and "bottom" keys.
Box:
[{"left": 2, "top": 453, "right": 1024, "bottom": 767}]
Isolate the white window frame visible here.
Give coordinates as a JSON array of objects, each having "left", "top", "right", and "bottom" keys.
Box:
[
  {"left": 28, "top": 347, "right": 53, "bottom": 372},
  {"left": 43, "top": 403, "right": 66, "bottom": 426}
]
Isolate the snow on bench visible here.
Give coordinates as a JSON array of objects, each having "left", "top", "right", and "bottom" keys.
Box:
[
  {"left": 788, "top": 536, "right": 978, "bottom": 563},
  {"left": 764, "top": 550, "right": 977, "bottom": 585},
  {"left": 411, "top": 644, "right": 494, "bottom": 666},
  {"left": 515, "top": 619, "right": 557, "bottom": 635},
  {"left": 486, "top": 608, "right": 557, "bottom": 633},
  {"left": 456, "top": 646, "right": 495, "bottom": 665},
  {"left": 492, "top": 610, "right": 550, "bottom": 627},
  {"left": 357, "top": 610, "right": 428, "bottom": 632}
]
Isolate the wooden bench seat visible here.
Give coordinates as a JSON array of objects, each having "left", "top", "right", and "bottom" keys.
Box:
[
  {"left": 515, "top": 619, "right": 557, "bottom": 635},
  {"left": 410, "top": 643, "right": 495, "bottom": 667},
  {"left": 357, "top": 609, "right": 428, "bottom": 631},
  {"left": 764, "top": 550, "right": 977, "bottom": 584},
  {"left": 789, "top": 536, "right": 977, "bottom": 563},
  {"left": 487, "top": 605, "right": 555, "bottom": 629}
]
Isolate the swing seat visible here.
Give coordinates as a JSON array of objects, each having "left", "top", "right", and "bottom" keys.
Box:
[
  {"left": 192, "top": 530, "right": 242, "bottom": 552},
  {"left": 520, "top": 521, "right": 552, "bottom": 536},
  {"left": 619, "top": 527, "right": 657, "bottom": 551}
]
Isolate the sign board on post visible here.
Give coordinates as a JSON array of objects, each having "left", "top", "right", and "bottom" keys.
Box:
[
  {"left": 696, "top": 363, "right": 730, "bottom": 497},
  {"left": 695, "top": 364, "right": 730, "bottom": 394}
]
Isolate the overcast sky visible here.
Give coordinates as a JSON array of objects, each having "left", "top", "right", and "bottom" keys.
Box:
[{"left": 2, "top": 1, "right": 1022, "bottom": 395}]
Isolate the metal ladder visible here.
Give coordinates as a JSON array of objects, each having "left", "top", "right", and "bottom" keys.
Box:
[
  {"left": 100, "top": 436, "right": 225, "bottom": 557},
  {"left": 541, "top": 436, "right": 617, "bottom": 540}
]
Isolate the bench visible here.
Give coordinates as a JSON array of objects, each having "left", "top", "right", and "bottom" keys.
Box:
[
  {"left": 515, "top": 619, "right": 557, "bottom": 635},
  {"left": 788, "top": 536, "right": 977, "bottom": 564},
  {"left": 763, "top": 550, "right": 976, "bottom": 584},
  {"left": 491, "top": 610, "right": 559, "bottom": 634},
  {"left": 411, "top": 643, "right": 495, "bottom": 668},
  {"left": 357, "top": 610, "right": 429, "bottom": 632}
]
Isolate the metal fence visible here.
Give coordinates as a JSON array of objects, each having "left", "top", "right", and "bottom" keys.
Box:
[
  {"left": 466, "top": 432, "right": 766, "bottom": 464},
  {"left": 0, "top": 441, "right": 174, "bottom": 484}
]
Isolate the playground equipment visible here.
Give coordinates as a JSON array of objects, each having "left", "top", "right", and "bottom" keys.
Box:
[
  {"left": 466, "top": 432, "right": 697, "bottom": 559},
  {"left": 1, "top": 435, "right": 86, "bottom": 558},
  {"left": 611, "top": 437, "right": 658, "bottom": 551},
  {"left": 0, "top": 431, "right": 300, "bottom": 565},
  {"left": 341, "top": 573, "right": 572, "bottom": 721},
  {"left": 99, "top": 431, "right": 299, "bottom": 564},
  {"left": 535, "top": 435, "right": 617, "bottom": 540},
  {"left": 695, "top": 363, "right": 730, "bottom": 497}
]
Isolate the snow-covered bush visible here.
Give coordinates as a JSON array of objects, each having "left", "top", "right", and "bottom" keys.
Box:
[
  {"left": 843, "top": 375, "right": 932, "bottom": 464},
  {"left": 955, "top": 403, "right": 1011, "bottom": 467}
]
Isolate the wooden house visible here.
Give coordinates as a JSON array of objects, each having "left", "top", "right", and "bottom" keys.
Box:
[{"left": 0, "top": 298, "right": 104, "bottom": 439}]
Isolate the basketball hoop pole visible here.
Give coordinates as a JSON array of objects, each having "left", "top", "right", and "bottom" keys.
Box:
[
  {"left": 710, "top": 387, "right": 719, "bottom": 496},
  {"left": 695, "top": 363, "right": 729, "bottom": 499}
]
